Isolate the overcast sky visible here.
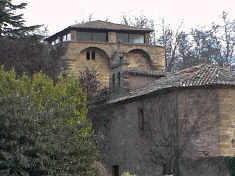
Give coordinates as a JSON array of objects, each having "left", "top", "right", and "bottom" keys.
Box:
[{"left": 12, "top": 0, "right": 235, "bottom": 35}]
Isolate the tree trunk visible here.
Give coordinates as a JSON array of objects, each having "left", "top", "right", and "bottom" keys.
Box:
[{"left": 174, "top": 151, "right": 180, "bottom": 176}]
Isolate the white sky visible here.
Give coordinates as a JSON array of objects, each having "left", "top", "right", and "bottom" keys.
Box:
[{"left": 12, "top": 0, "right": 235, "bottom": 35}]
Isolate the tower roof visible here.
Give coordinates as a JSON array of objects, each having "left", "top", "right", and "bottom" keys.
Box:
[
  {"left": 45, "top": 20, "right": 153, "bottom": 41},
  {"left": 70, "top": 20, "right": 153, "bottom": 32}
]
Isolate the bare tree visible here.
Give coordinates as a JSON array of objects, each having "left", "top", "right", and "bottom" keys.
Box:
[{"left": 140, "top": 89, "right": 219, "bottom": 176}]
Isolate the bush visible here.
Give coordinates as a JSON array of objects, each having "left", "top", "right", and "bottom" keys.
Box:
[
  {"left": 0, "top": 68, "right": 100, "bottom": 175},
  {"left": 121, "top": 172, "right": 137, "bottom": 176}
]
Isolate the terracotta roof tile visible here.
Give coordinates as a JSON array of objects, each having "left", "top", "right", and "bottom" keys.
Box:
[
  {"left": 109, "top": 65, "right": 235, "bottom": 103},
  {"left": 45, "top": 20, "right": 153, "bottom": 41},
  {"left": 123, "top": 68, "right": 166, "bottom": 77},
  {"left": 70, "top": 20, "right": 153, "bottom": 32}
]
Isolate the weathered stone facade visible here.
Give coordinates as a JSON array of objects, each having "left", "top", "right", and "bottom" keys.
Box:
[
  {"left": 93, "top": 65, "right": 235, "bottom": 176},
  {"left": 98, "top": 86, "right": 235, "bottom": 176},
  {"left": 45, "top": 20, "right": 165, "bottom": 88},
  {"left": 45, "top": 21, "right": 235, "bottom": 176}
]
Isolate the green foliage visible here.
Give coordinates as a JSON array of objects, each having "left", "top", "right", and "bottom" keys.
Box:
[
  {"left": 228, "top": 157, "right": 235, "bottom": 176},
  {"left": 121, "top": 172, "right": 137, "bottom": 176},
  {"left": 0, "top": 68, "right": 100, "bottom": 175}
]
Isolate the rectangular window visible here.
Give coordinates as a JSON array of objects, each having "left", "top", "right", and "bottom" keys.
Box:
[
  {"left": 78, "top": 32, "right": 92, "bottom": 41},
  {"left": 63, "top": 35, "right": 66, "bottom": 41},
  {"left": 138, "top": 109, "right": 144, "bottom": 131},
  {"left": 67, "top": 33, "right": 71, "bottom": 41},
  {"left": 116, "top": 33, "right": 128, "bottom": 43},
  {"left": 112, "top": 165, "right": 119, "bottom": 176},
  {"left": 63, "top": 33, "right": 71, "bottom": 41},
  {"left": 78, "top": 32, "right": 107, "bottom": 42},
  {"left": 129, "top": 34, "right": 144, "bottom": 44},
  {"left": 93, "top": 32, "right": 107, "bottom": 42},
  {"left": 55, "top": 38, "right": 60, "bottom": 44},
  {"left": 92, "top": 52, "right": 95, "bottom": 60},
  {"left": 86, "top": 52, "right": 90, "bottom": 60}
]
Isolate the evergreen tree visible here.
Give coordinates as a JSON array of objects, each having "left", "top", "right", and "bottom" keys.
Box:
[{"left": 0, "top": 0, "right": 40, "bottom": 38}]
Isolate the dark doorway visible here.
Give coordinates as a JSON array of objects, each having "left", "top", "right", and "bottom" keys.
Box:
[{"left": 112, "top": 165, "right": 119, "bottom": 176}]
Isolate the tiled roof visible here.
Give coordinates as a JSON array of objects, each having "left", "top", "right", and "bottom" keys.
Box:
[
  {"left": 44, "top": 20, "right": 153, "bottom": 41},
  {"left": 109, "top": 65, "right": 235, "bottom": 103},
  {"left": 70, "top": 20, "right": 153, "bottom": 32},
  {"left": 123, "top": 68, "right": 166, "bottom": 77}
]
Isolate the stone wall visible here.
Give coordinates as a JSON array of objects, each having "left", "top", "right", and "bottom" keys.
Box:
[
  {"left": 180, "top": 157, "right": 230, "bottom": 176},
  {"left": 218, "top": 88, "right": 235, "bottom": 156},
  {"left": 61, "top": 41, "right": 165, "bottom": 87},
  {"left": 73, "top": 47, "right": 110, "bottom": 87},
  {"left": 99, "top": 87, "right": 233, "bottom": 175}
]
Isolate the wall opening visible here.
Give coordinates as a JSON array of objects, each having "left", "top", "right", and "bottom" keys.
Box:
[
  {"left": 138, "top": 108, "right": 144, "bottom": 131},
  {"left": 112, "top": 165, "right": 119, "bottom": 176},
  {"left": 112, "top": 74, "right": 115, "bottom": 89},
  {"left": 118, "top": 72, "right": 121, "bottom": 87},
  {"left": 92, "top": 51, "right": 95, "bottom": 60},
  {"left": 86, "top": 52, "right": 90, "bottom": 60}
]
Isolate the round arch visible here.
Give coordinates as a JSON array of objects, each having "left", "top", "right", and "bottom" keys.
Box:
[
  {"left": 74, "top": 47, "right": 111, "bottom": 87},
  {"left": 125, "top": 49, "right": 152, "bottom": 70}
]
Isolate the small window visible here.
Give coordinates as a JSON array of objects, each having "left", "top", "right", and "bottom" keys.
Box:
[
  {"left": 118, "top": 72, "right": 121, "bottom": 87},
  {"left": 112, "top": 165, "right": 119, "bottom": 176},
  {"left": 67, "top": 33, "right": 71, "bottom": 41},
  {"left": 92, "top": 52, "right": 95, "bottom": 60},
  {"left": 63, "top": 35, "right": 66, "bottom": 41},
  {"left": 138, "top": 109, "right": 144, "bottom": 131},
  {"left": 55, "top": 38, "right": 60, "bottom": 44},
  {"left": 112, "top": 74, "right": 115, "bottom": 88},
  {"left": 86, "top": 52, "right": 90, "bottom": 60}
]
